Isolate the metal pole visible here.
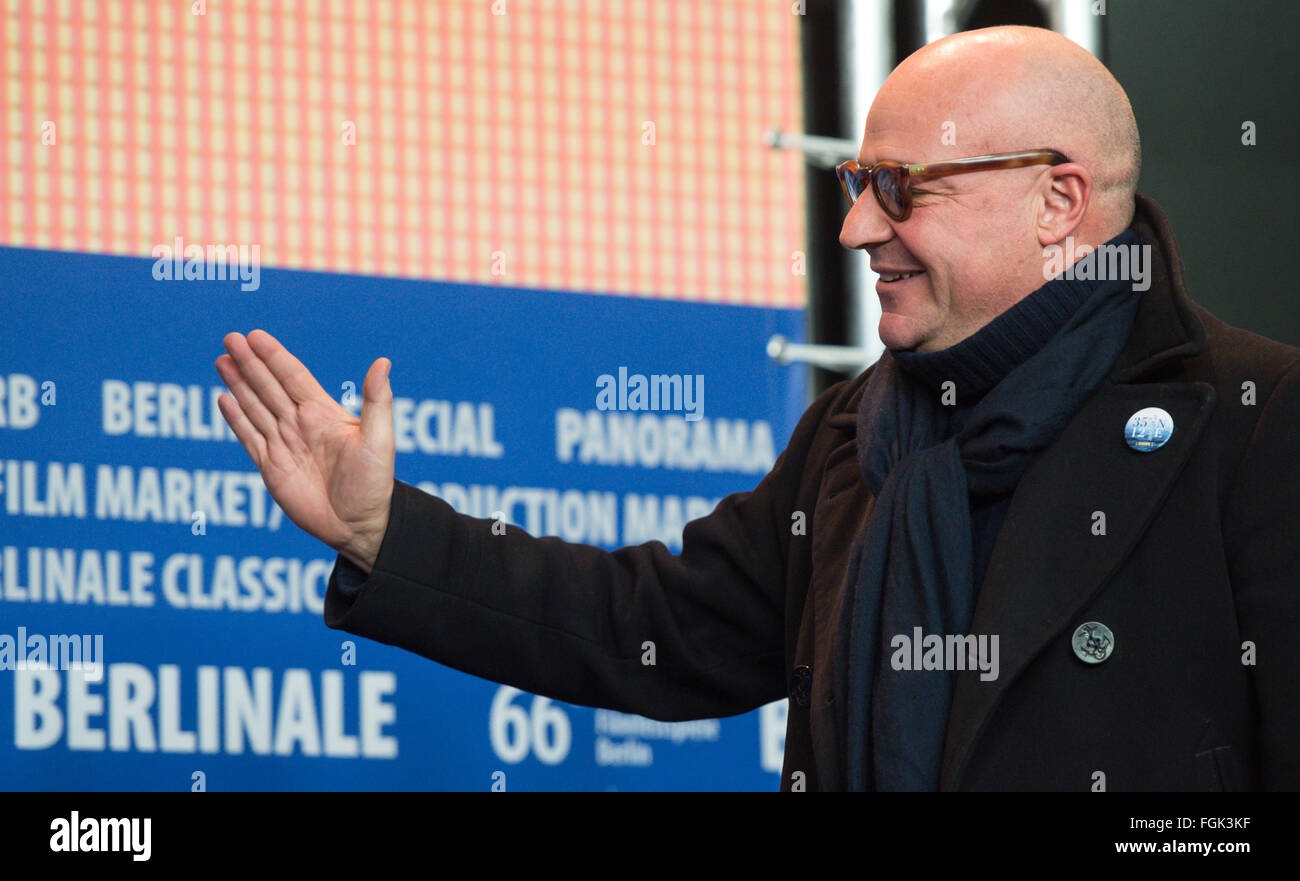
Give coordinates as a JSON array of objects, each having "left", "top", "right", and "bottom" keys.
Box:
[
  {"left": 1046, "top": 0, "right": 1103, "bottom": 56},
  {"left": 837, "top": 0, "right": 892, "bottom": 371}
]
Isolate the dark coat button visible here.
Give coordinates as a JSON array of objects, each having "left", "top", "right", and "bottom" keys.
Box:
[
  {"left": 790, "top": 665, "right": 812, "bottom": 707},
  {"left": 1072, "top": 621, "right": 1115, "bottom": 663}
]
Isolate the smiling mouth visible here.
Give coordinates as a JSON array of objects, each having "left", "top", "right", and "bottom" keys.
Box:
[{"left": 878, "top": 271, "right": 924, "bottom": 283}]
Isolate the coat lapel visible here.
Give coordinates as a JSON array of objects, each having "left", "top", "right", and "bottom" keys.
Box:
[{"left": 938, "top": 378, "right": 1215, "bottom": 788}]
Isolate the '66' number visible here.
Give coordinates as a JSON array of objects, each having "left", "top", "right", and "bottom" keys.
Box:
[{"left": 489, "top": 686, "right": 572, "bottom": 765}]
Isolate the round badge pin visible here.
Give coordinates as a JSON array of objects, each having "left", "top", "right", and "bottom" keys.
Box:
[{"left": 1124, "top": 406, "right": 1173, "bottom": 452}]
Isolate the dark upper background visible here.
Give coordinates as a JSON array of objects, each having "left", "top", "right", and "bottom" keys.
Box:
[
  {"left": 801, "top": 0, "right": 1298, "bottom": 394},
  {"left": 1107, "top": 0, "right": 1297, "bottom": 345}
]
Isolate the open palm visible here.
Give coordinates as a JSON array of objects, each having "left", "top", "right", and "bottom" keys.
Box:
[{"left": 214, "top": 329, "right": 394, "bottom": 572}]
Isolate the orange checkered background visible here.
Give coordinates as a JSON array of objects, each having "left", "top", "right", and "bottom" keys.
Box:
[{"left": 3, "top": 0, "right": 807, "bottom": 307}]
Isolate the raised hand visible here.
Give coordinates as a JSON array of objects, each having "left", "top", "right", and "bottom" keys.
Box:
[{"left": 214, "top": 329, "right": 394, "bottom": 573}]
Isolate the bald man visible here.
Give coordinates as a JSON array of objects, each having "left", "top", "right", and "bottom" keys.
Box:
[{"left": 216, "top": 27, "right": 1299, "bottom": 791}]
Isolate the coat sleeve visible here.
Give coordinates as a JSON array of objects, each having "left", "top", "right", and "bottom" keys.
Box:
[
  {"left": 322, "top": 380, "right": 850, "bottom": 722},
  {"left": 1222, "top": 357, "right": 1300, "bottom": 790}
]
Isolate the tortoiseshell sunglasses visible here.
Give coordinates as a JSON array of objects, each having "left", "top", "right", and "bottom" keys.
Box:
[{"left": 835, "top": 149, "right": 1071, "bottom": 221}]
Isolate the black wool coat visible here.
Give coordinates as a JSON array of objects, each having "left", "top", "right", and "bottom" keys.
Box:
[{"left": 325, "top": 194, "right": 1300, "bottom": 791}]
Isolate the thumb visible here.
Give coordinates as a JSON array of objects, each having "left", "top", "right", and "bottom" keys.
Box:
[{"left": 360, "top": 357, "right": 394, "bottom": 452}]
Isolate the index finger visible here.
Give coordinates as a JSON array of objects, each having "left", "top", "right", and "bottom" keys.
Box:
[{"left": 245, "top": 328, "right": 338, "bottom": 408}]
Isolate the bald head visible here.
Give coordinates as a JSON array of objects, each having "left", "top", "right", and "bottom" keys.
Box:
[{"left": 883, "top": 26, "right": 1141, "bottom": 232}]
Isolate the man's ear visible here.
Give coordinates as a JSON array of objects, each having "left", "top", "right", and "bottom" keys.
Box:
[{"left": 1036, "top": 164, "right": 1090, "bottom": 246}]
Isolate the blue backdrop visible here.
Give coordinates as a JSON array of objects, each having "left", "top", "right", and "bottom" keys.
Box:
[{"left": 0, "top": 246, "right": 807, "bottom": 790}]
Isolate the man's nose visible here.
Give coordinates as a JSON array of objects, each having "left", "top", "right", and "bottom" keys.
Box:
[{"left": 838, "top": 193, "right": 894, "bottom": 251}]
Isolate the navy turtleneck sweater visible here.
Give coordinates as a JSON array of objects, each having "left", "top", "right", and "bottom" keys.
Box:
[{"left": 889, "top": 227, "right": 1139, "bottom": 594}]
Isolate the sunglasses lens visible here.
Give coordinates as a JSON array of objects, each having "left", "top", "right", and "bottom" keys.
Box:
[
  {"left": 872, "top": 166, "right": 905, "bottom": 219},
  {"left": 838, "top": 165, "right": 863, "bottom": 204}
]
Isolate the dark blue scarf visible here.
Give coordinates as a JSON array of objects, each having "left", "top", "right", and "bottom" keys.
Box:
[{"left": 833, "top": 230, "right": 1143, "bottom": 791}]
